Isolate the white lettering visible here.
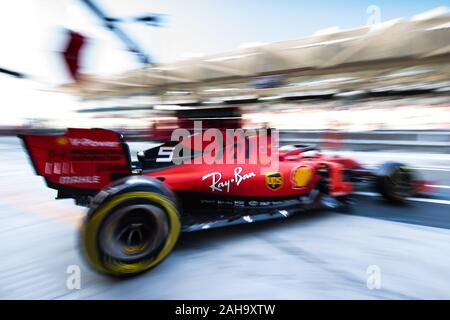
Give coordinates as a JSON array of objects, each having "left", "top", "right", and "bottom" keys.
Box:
[
  {"left": 175, "top": 304, "right": 209, "bottom": 318},
  {"left": 156, "top": 147, "right": 175, "bottom": 162},
  {"left": 59, "top": 176, "right": 101, "bottom": 184},
  {"left": 202, "top": 167, "right": 256, "bottom": 193},
  {"left": 66, "top": 265, "right": 81, "bottom": 290},
  {"left": 69, "top": 138, "right": 119, "bottom": 148}
]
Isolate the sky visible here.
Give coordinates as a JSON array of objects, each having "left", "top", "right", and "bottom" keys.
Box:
[
  {"left": 0, "top": 0, "right": 449, "bottom": 125},
  {"left": 1, "top": 0, "right": 449, "bottom": 84}
]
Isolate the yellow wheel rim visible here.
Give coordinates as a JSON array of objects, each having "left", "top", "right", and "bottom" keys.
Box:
[{"left": 81, "top": 191, "right": 181, "bottom": 275}]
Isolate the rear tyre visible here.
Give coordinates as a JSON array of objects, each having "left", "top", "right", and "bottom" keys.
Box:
[
  {"left": 81, "top": 188, "right": 181, "bottom": 277},
  {"left": 375, "top": 162, "right": 415, "bottom": 203}
]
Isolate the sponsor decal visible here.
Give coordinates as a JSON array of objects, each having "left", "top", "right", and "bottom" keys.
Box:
[
  {"left": 45, "top": 162, "right": 74, "bottom": 175},
  {"left": 59, "top": 176, "right": 101, "bottom": 184},
  {"left": 234, "top": 200, "right": 245, "bottom": 207},
  {"left": 56, "top": 137, "right": 69, "bottom": 146},
  {"left": 200, "top": 199, "right": 216, "bottom": 205},
  {"left": 217, "top": 200, "right": 233, "bottom": 206},
  {"left": 48, "top": 148, "right": 123, "bottom": 161},
  {"left": 70, "top": 149, "right": 122, "bottom": 161},
  {"left": 291, "top": 165, "right": 314, "bottom": 188},
  {"left": 156, "top": 146, "right": 175, "bottom": 163},
  {"left": 68, "top": 138, "right": 120, "bottom": 148},
  {"left": 47, "top": 149, "right": 66, "bottom": 160},
  {"left": 265, "top": 172, "right": 283, "bottom": 191},
  {"left": 270, "top": 201, "right": 284, "bottom": 206},
  {"left": 202, "top": 167, "right": 256, "bottom": 192}
]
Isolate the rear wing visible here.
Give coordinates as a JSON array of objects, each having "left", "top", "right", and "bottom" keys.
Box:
[{"left": 19, "top": 128, "right": 132, "bottom": 201}]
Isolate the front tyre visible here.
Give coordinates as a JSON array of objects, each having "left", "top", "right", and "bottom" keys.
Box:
[
  {"left": 375, "top": 162, "right": 415, "bottom": 203},
  {"left": 81, "top": 191, "right": 181, "bottom": 277}
]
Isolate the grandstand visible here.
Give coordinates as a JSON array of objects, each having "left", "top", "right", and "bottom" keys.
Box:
[{"left": 59, "top": 7, "right": 450, "bottom": 131}]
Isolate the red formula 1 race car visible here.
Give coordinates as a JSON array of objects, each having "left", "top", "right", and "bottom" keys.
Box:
[{"left": 20, "top": 128, "right": 426, "bottom": 276}]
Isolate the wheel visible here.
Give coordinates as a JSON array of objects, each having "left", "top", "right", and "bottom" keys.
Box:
[
  {"left": 375, "top": 162, "right": 415, "bottom": 203},
  {"left": 81, "top": 177, "right": 181, "bottom": 277}
]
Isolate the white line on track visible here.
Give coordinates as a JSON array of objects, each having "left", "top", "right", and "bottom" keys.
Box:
[
  {"left": 354, "top": 191, "right": 450, "bottom": 205},
  {"left": 363, "top": 166, "right": 450, "bottom": 172},
  {"left": 426, "top": 185, "right": 450, "bottom": 189},
  {"left": 323, "top": 150, "right": 450, "bottom": 161},
  {"left": 413, "top": 167, "right": 450, "bottom": 172}
]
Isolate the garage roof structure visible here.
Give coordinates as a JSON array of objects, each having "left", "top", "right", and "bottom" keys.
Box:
[{"left": 66, "top": 8, "right": 450, "bottom": 102}]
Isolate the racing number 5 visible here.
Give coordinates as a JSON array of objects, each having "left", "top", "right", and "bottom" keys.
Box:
[{"left": 156, "top": 147, "right": 175, "bottom": 163}]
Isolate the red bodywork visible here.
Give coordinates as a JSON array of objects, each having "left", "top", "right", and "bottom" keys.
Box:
[
  {"left": 20, "top": 128, "right": 358, "bottom": 200},
  {"left": 20, "top": 129, "right": 131, "bottom": 192},
  {"left": 145, "top": 149, "right": 355, "bottom": 198}
]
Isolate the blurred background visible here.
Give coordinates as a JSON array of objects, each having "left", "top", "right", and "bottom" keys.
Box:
[
  {"left": 1, "top": 0, "right": 449, "bottom": 149},
  {"left": 2, "top": 0, "right": 450, "bottom": 299}
]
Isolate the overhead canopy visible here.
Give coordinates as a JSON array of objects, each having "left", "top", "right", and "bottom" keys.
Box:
[{"left": 65, "top": 10, "right": 450, "bottom": 100}]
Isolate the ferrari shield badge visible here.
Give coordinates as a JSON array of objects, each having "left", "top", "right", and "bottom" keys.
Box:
[{"left": 265, "top": 172, "right": 283, "bottom": 190}]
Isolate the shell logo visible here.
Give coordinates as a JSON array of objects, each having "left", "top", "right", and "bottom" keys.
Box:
[
  {"left": 291, "top": 165, "right": 313, "bottom": 188},
  {"left": 56, "top": 137, "right": 69, "bottom": 146}
]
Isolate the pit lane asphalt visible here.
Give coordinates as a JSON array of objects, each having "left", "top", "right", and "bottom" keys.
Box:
[{"left": 1, "top": 136, "right": 450, "bottom": 299}]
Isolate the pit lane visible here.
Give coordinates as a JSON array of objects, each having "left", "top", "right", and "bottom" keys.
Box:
[{"left": 1, "top": 136, "right": 450, "bottom": 299}]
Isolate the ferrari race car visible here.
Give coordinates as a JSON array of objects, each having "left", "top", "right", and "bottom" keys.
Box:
[{"left": 20, "top": 128, "right": 425, "bottom": 276}]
